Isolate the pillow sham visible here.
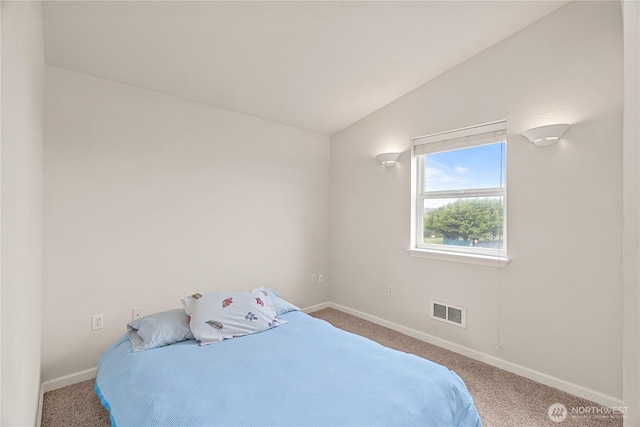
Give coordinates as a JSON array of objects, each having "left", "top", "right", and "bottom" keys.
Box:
[
  {"left": 255, "top": 287, "right": 300, "bottom": 315},
  {"left": 182, "top": 289, "right": 286, "bottom": 346},
  {"left": 127, "top": 309, "right": 194, "bottom": 352}
]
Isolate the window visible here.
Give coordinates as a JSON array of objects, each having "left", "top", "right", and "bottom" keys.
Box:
[{"left": 410, "top": 121, "right": 508, "bottom": 266}]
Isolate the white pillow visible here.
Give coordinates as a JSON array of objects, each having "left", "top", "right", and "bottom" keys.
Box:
[{"left": 182, "top": 289, "right": 286, "bottom": 346}]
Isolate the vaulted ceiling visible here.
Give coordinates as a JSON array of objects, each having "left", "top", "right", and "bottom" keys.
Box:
[{"left": 42, "top": 1, "right": 569, "bottom": 135}]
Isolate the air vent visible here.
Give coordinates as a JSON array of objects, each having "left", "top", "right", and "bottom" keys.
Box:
[
  {"left": 431, "top": 300, "right": 466, "bottom": 328},
  {"left": 433, "top": 302, "right": 447, "bottom": 320}
]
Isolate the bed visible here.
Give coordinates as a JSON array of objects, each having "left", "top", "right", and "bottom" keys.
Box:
[{"left": 95, "top": 290, "right": 481, "bottom": 426}]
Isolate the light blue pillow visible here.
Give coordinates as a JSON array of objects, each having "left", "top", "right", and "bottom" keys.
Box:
[
  {"left": 258, "top": 287, "right": 300, "bottom": 315},
  {"left": 127, "top": 309, "right": 194, "bottom": 352}
]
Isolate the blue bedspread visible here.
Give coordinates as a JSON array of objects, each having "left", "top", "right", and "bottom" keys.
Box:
[{"left": 96, "top": 311, "right": 481, "bottom": 426}]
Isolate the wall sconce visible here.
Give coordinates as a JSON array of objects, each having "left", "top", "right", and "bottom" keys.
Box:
[
  {"left": 522, "top": 124, "right": 571, "bottom": 147},
  {"left": 376, "top": 152, "right": 400, "bottom": 167}
]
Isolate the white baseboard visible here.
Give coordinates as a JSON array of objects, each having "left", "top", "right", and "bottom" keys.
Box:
[
  {"left": 41, "top": 367, "right": 97, "bottom": 393},
  {"left": 38, "top": 302, "right": 622, "bottom": 410},
  {"left": 302, "top": 301, "right": 331, "bottom": 313},
  {"left": 37, "top": 304, "right": 330, "bottom": 395},
  {"left": 328, "top": 301, "right": 623, "bottom": 409},
  {"left": 39, "top": 368, "right": 97, "bottom": 425},
  {"left": 38, "top": 305, "right": 331, "bottom": 396},
  {"left": 37, "top": 384, "right": 44, "bottom": 427}
]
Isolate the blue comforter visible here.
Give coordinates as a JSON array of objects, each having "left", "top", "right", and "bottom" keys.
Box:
[{"left": 96, "top": 311, "right": 481, "bottom": 426}]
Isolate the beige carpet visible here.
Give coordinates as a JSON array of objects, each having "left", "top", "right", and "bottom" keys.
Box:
[{"left": 41, "top": 308, "right": 623, "bottom": 427}]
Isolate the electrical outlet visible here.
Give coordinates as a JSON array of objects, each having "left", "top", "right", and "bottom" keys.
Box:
[
  {"left": 387, "top": 285, "right": 394, "bottom": 296},
  {"left": 91, "top": 314, "right": 104, "bottom": 331},
  {"left": 132, "top": 307, "right": 143, "bottom": 321},
  {"left": 311, "top": 273, "right": 317, "bottom": 284},
  {"left": 318, "top": 273, "right": 324, "bottom": 283}
]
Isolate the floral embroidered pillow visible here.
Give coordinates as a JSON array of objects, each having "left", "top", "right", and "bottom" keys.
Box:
[
  {"left": 181, "top": 289, "right": 286, "bottom": 346},
  {"left": 253, "top": 287, "right": 300, "bottom": 315}
]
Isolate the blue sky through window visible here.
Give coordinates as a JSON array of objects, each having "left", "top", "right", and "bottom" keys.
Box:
[{"left": 424, "top": 142, "right": 505, "bottom": 192}]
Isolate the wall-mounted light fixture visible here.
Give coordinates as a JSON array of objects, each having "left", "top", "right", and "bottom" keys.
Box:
[
  {"left": 522, "top": 124, "right": 571, "bottom": 147},
  {"left": 376, "top": 152, "right": 400, "bottom": 167}
]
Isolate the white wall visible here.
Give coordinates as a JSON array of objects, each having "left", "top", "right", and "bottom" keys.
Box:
[
  {"left": 42, "top": 67, "right": 330, "bottom": 382},
  {"left": 1, "top": 1, "right": 44, "bottom": 425},
  {"left": 623, "top": 0, "right": 640, "bottom": 424},
  {"left": 330, "top": 1, "right": 623, "bottom": 403}
]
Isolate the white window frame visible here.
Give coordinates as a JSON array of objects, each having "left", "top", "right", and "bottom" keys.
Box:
[{"left": 408, "top": 121, "right": 509, "bottom": 267}]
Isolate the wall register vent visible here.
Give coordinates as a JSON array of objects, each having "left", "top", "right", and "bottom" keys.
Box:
[{"left": 431, "top": 300, "right": 466, "bottom": 328}]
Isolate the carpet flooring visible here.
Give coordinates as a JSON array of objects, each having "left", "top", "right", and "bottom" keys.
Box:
[{"left": 41, "top": 307, "right": 623, "bottom": 427}]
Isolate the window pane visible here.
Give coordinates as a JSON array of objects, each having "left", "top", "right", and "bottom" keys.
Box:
[
  {"left": 423, "top": 142, "right": 505, "bottom": 192},
  {"left": 423, "top": 196, "right": 504, "bottom": 250}
]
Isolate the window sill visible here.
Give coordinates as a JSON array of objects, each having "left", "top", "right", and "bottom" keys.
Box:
[{"left": 407, "top": 248, "right": 509, "bottom": 268}]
